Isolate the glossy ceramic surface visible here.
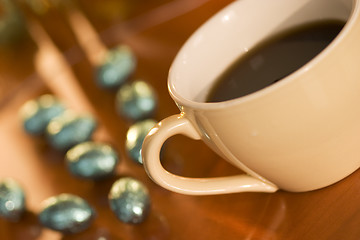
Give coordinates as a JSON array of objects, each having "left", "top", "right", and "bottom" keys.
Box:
[
  {"left": 2, "top": 0, "right": 360, "bottom": 239},
  {"left": 143, "top": 0, "right": 360, "bottom": 194}
]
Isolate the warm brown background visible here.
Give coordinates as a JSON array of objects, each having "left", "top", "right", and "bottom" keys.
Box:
[{"left": 1, "top": 0, "right": 360, "bottom": 239}]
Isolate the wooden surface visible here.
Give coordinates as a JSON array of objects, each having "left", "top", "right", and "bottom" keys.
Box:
[{"left": 1, "top": 0, "right": 360, "bottom": 239}]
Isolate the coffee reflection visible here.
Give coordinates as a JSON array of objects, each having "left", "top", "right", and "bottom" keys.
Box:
[{"left": 206, "top": 20, "right": 345, "bottom": 102}]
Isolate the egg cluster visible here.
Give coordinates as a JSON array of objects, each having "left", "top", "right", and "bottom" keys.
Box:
[
  {"left": 96, "top": 45, "right": 158, "bottom": 164},
  {"left": 1, "top": 44, "right": 160, "bottom": 234}
]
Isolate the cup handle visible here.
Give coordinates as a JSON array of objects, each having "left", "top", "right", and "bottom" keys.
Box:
[{"left": 142, "top": 114, "right": 278, "bottom": 195}]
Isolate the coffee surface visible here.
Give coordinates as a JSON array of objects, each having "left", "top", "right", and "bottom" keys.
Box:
[{"left": 206, "top": 20, "right": 345, "bottom": 102}]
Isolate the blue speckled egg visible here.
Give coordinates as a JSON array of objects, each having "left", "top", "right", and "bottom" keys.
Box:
[
  {"left": 96, "top": 45, "right": 136, "bottom": 89},
  {"left": 0, "top": 178, "right": 26, "bottom": 221},
  {"left": 66, "top": 141, "right": 119, "bottom": 179},
  {"left": 108, "top": 177, "right": 150, "bottom": 224},
  {"left": 20, "top": 94, "right": 66, "bottom": 135},
  {"left": 38, "top": 194, "right": 95, "bottom": 234},
  {"left": 46, "top": 111, "right": 97, "bottom": 151},
  {"left": 126, "top": 119, "right": 157, "bottom": 164},
  {"left": 115, "top": 80, "right": 157, "bottom": 121}
]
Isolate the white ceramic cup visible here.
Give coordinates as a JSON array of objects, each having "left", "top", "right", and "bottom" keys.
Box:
[{"left": 142, "top": 0, "right": 360, "bottom": 195}]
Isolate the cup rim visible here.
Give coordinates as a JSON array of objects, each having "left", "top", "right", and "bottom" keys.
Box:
[{"left": 168, "top": 0, "right": 359, "bottom": 110}]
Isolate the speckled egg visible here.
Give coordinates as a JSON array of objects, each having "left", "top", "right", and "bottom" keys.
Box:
[
  {"left": 38, "top": 194, "right": 95, "bottom": 234},
  {"left": 115, "top": 80, "right": 157, "bottom": 121},
  {"left": 108, "top": 177, "right": 150, "bottom": 224},
  {"left": 20, "top": 94, "right": 66, "bottom": 135},
  {"left": 46, "top": 111, "right": 97, "bottom": 150},
  {"left": 66, "top": 141, "right": 119, "bottom": 179},
  {"left": 96, "top": 45, "right": 136, "bottom": 89},
  {"left": 126, "top": 119, "right": 157, "bottom": 164},
  {"left": 0, "top": 178, "right": 26, "bottom": 221}
]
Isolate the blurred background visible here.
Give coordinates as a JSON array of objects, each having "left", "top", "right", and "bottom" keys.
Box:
[
  {"left": 2, "top": 1, "right": 360, "bottom": 240},
  {"left": 0, "top": 1, "right": 251, "bottom": 239}
]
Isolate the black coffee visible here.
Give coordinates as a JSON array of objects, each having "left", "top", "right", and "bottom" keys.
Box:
[{"left": 206, "top": 20, "right": 345, "bottom": 102}]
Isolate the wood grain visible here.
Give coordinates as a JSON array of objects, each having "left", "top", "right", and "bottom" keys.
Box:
[{"left": 1, "top": 0, "right": 359, "bottom": 239}]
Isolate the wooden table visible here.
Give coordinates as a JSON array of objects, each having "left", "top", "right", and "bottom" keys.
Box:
[{"left": 1, "top": 0, "right": 360, "bottom": 239}]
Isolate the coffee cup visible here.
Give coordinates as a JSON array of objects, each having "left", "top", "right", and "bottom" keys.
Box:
[{"left": 142, "top": 0, "right": 360, "bottom": 195}]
